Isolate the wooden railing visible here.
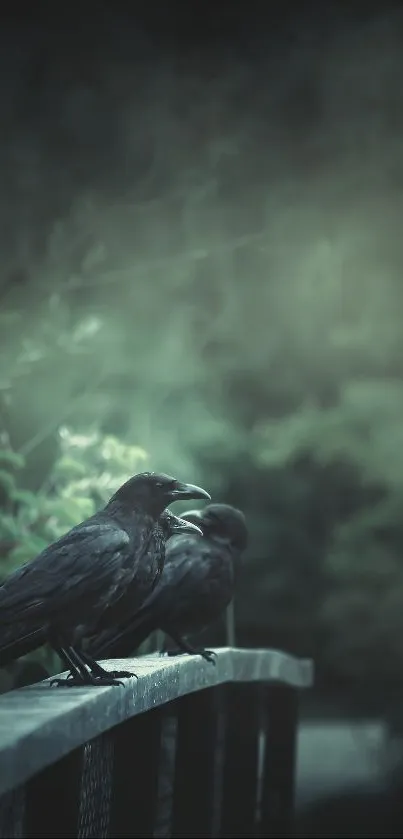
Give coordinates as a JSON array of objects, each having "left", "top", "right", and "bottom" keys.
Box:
[{"left": 0, "top": 647, "right": 313, "bottom": 838}]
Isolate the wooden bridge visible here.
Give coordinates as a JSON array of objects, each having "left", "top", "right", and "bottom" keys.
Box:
[{"left": 0, "top": 647, "right": 313, "bottom": 838}]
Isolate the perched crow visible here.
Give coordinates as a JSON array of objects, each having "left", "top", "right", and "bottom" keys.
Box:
[
  {"left": 0, "top": 509, "right": 203, "bottom": 682},
  {"left": 0, "top": 473, "right": 210, "bottom": 687},
  {"left": 88, "top": 503, "right": 248, "bottom": 664},
  {"left": 0, "top": 508, "right": 201, "bottom": 671}
]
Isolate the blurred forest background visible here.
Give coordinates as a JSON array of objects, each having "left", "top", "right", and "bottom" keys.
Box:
[{"left": 2, "top": 3, "right": 403, "bottom": 705}]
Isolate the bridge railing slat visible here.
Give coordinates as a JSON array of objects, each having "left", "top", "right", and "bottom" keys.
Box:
[
  {"left": 259, "top": 684, "right": 299, "bottom": 838},
  {"left": 171, "top": 686, "right": 226, "bottom": 838},
  {"left": 24, "top": 745, "right": 83, "bottom": 837},
  {"left": 220, "top": 683, "right": 263, "bottom": 838},
  {"left": 110, "top": 707, "right": 165, "bottom": 838}
]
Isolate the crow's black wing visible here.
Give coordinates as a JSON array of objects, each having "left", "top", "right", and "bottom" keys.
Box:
[
  {"left": 145, "top": 534, "right": 230, "bottom": 612},
  {"left": 88, "top": 534, "right": 227, "bottom": 658},
  {"left": 160, "top": 536, "right": 234, "bottom": 629},
  {"left": 0, "top": 520, "right": 130, "bottom": 625},
  {"left": 117, "top": 535, "right": 209, "bottom": 620}
]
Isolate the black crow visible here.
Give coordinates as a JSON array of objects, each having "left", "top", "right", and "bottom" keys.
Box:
[
  {"left": 88, "top": 503, "right": 248, "bottom": 664},
  {"left": 0, "top": 510, "right": 202, "bottom": 672},
  {"left": 0, "top": 473, "right": 210, "bottom": 686}
]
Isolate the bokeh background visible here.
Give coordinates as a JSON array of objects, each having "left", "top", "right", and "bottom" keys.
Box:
[{"left": 2, "top": 3, "right": 403, "bottom": 829}]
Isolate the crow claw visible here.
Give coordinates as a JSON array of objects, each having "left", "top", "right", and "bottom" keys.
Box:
[
  {"left": 108, "top": 670, "right": 138, "bottom": 680},
  {"left": 201, "top": 650, "right": 217, "bottom": 665}
]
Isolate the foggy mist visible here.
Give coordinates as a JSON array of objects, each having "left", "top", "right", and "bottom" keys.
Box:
[{"left": 2, "top": 6, "right": 403, "bottom": 485}]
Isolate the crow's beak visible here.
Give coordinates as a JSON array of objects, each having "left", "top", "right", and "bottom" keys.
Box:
[
  {"left": 180, "top": 509, "right": 204, "bottom": 526},
  {"left": 169, "top": 482, "right": 211, "bottom": 503},
  {"left": 171, "top": 515, "right": 203, "bottom": 536}
]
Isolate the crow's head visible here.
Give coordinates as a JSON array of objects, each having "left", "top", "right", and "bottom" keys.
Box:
[
  {"left": 107, "top": 472, "right": 211, "bottom": 518},
  {"left": 181, "top": 504, "right": 248, "bottom": 552},
  {"left": 159, "top": 510, "right": 203, "bottom": 538}
]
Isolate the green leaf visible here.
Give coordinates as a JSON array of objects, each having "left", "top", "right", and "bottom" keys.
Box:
[
  {"left": 53, "top": 456, "right": 88, "bottom": 479},
  {"left": 26, "top": 533, "right": 50, "bottom": 553},
  {"left": 42, "top": 496, "right": 95, "bottom": 527},
  {"left": 100, "top": 436, "right": 148, "bottom": 470},
  {"left": 0, "top": 470, "right": 17, "bottom": 496},
  {"left": 0, "top": 513, "right": 20, "bottom": 539},
  {"left": 10, "top": 489, "right": 39, "bottom": 508},
  {"left": 0, "top": 450, "right": 25, "bottom": 470},
  {"left": 7, "top": 544, "right": 38, "bottom": 568},
  {"left": 5, "top": 532, "right": 50, "bottom": 570}
]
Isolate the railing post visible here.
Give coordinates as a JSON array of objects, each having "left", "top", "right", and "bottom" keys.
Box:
[
  {"left": 0, "top": 787, "right": 25, "bottom": 839},
  {"left": 171, "top": 686, "right": 226, "bottom": 838},
  {"left": 259, "top": 684, "right": 299, "bottom": 838},
  {"left": 220, "top": 683, "right": 263, "bottom": 838},
  {"left": 109, "top": 707, "right": 164, "bottom": 838},
  {"left": 24, "top": 746, "right": 83, "bottom": 838},
  {"left": 153, "top": 707, "right": 178, "bottom": 838}
]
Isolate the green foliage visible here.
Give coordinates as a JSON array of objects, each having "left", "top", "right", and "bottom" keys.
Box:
[
  {"left": 0, "top": 431, "right": 148, "bottom": 575},
  {"left": 253, "top": 380, "right": 403, "bottom": 489},
  {"left": 246, "top": 379, "right": 403, "bottom": 685}
]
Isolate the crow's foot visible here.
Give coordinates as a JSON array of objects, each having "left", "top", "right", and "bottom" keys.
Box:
[
  {"left": 107, "top": 669, "right": 138, "bottom": 680},
  {"left": 81, "top": 657, "right": 138, "bottom": 681},
  {"left": 199, "top": 649, "right": 216, "bottom": 664}
]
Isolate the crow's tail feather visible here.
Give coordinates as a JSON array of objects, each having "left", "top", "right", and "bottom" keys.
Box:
[{"left": 0, "top": 626, "right": 46, "bottom": 668}]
